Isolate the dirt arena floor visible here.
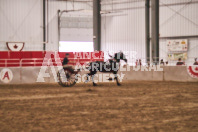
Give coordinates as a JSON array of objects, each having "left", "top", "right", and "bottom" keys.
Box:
[{"left": 0, "top": 81, "right": 198, "bottom": 132}]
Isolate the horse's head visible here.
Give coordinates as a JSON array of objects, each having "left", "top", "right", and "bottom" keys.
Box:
[{"left": 114, "top": 51, "right": 127, "bottom": 63}]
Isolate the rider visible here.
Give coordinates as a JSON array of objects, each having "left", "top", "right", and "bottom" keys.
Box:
[
  {"left": 62, "top": 53, "right": 74, "bottom": 73},
  {"left": 62, "top": 53, "right": 80, "bottom": 74},
  {"left": 62, "top": 53, "right": 70, "bottom": 66}
]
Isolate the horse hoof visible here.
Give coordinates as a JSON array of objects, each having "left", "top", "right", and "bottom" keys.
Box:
[
  {"left": 117, "top": 83, "right": 121, "bottom": 86},
  {"left": 108, "top": 78, "right": 113, "bottom": 81}
]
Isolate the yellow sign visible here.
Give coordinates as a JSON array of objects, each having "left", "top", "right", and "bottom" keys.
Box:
[{"left": 181, "top": 41, "right": 186, "bottom": 44}]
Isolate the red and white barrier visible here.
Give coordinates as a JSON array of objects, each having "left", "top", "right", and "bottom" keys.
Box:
[{"left": 0, "top": 66, "right": 197, "bottom": 84}]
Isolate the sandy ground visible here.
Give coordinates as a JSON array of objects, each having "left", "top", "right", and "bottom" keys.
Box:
[{"left": 0, "top": 81, "right": 198, "bottom": 132}]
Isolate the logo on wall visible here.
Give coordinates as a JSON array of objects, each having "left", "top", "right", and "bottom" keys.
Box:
[
  {"left": 6, "top": 42, "right": 25, "bottom": 51},
  {"left": 187, "top": 66, "right": 198, "bottom": 78},
  {"left": 0, "top": 68, "right": 13, "bottom": 83}
]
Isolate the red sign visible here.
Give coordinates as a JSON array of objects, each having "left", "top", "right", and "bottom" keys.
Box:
[{"left": 0, "top": 68, "right": 13, "bottom": 83}]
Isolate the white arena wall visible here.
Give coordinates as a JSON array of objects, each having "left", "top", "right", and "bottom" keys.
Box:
[
  {"left": 159, "top": 0, "right": 198, "bottom": 63},
  {"left": 101, "top": 0, "right": 198, "bottom": 63},
  {"left": 0, "top": 66, "right": 197, "bottom": 85},
  {"left": 101, "top": 0, "right": 146, "bottom": 62},
  {"left": 0, "top": 0, "right": 197, "bottom": 64},
  {"left": 0, "top": 0, "right": 43, "bottom": 51},
  {"left": 0, "top": 0, "right": 93, "bottom": 51}
]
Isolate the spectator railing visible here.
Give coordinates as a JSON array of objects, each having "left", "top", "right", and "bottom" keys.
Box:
[
  {"left": 0, "top": 57, "right": 197, "bottom": 68},
  {"left": 0, "top": 58, "right": 104, "bottom": 67}
]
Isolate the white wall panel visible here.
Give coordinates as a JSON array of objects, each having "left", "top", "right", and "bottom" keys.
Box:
[
  {"left": 59, "top": 15, "right": 93, "bottom": 42},
  {"left": 101, "top": 0, "right": 198, "bottom": 65},
  {"left": 101, "top": 1, "right": 145, "bottom": 65},
  {"left": 0, "top": 0, "right": 92, "bottom": 51},
  {"left": 0, "top": 0, "right": 43, "bottom": 51},
  {"left": 60, "top": 28, "right": 92, "bottom": 42},
  {"left": 159, "top": 0, "right": 198, "bottom": 65},
  {"left": 47, "top": 0, "right": 93, "bottom": 51},
  {"left": 160, "top": 0, "right": 198, "bottom": 37},
  {"left": 0, "top": 0, "right": 197, "bottom": 61}
]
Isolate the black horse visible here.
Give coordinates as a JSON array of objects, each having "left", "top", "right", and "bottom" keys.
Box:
[{"left": 85, "top": 51, "right": 127, "bottom": 86}]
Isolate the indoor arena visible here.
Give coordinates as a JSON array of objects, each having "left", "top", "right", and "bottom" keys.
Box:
[{"left": 0, "top": 0, "right": 198, "bottom": 131}]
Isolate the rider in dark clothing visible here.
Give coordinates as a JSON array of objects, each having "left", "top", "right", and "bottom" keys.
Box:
[
  {"left": 62, "top": 53, "right": 75, "bottom": 73},
  {"left": 62, "top": 53, "right": 69, "bottom": 65},
  {"left": 62, "top": 53, "right": 79, "bottom": 75}
]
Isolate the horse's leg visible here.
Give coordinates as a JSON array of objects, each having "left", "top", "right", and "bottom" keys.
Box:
[
  {"left": 91, "top": 74, "right": 97, "bottom": 86},
  {"left": 114, "top": 72, "right": 121, "bottom": 86},
  {"left": 85, "top": 62, "right": 99, "bottom": 86},
  {"left": 85, "top": 72, "right": 91, "bottom": 83},
  {"left": 89, "top": 70, "right": 97, "bottom": 86},
  {"left": 85, "top": 71, "right": 97, "bottom": 86}
]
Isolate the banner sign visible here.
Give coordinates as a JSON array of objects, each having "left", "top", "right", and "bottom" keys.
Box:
[
  {"left": 167, "top": 39, "right": 188, "bottom": 52},
  {"left": 168, "top": 52, "right": 187, "bottom": 61}
]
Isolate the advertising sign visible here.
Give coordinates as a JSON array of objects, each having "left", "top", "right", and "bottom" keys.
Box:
[
  {"left": 167, "top": 39, "right": 188, "bottom": 52},
  {"left": 168, "top": 52, "right": 187, "bottom": 61}
]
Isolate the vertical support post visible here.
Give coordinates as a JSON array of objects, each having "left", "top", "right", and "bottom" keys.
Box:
[
  {"left": 151, "top": 0, "right": 159, "bottom": 64},
  {"left": 93, "top": 0, "right": 101, "bottom": 51},
  {"left": 58, "top": 10, "right": 61, "bottom": 51},
  {"left": 145, "top": 0, "right": 150, "bottom": 63},
  {"left": 43, "top": 0, "right": 46, "bottom": 51}
]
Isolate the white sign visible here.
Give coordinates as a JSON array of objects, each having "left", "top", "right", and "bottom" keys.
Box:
[
  {"left": 6, "top": 42, "right": 25, "bottom": 51},
  {"left": 167, "top": 39, "right": 188, "bottom": 52},
  {"left": 0, "top": 68, "right": 13, "bottom": 83}
]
